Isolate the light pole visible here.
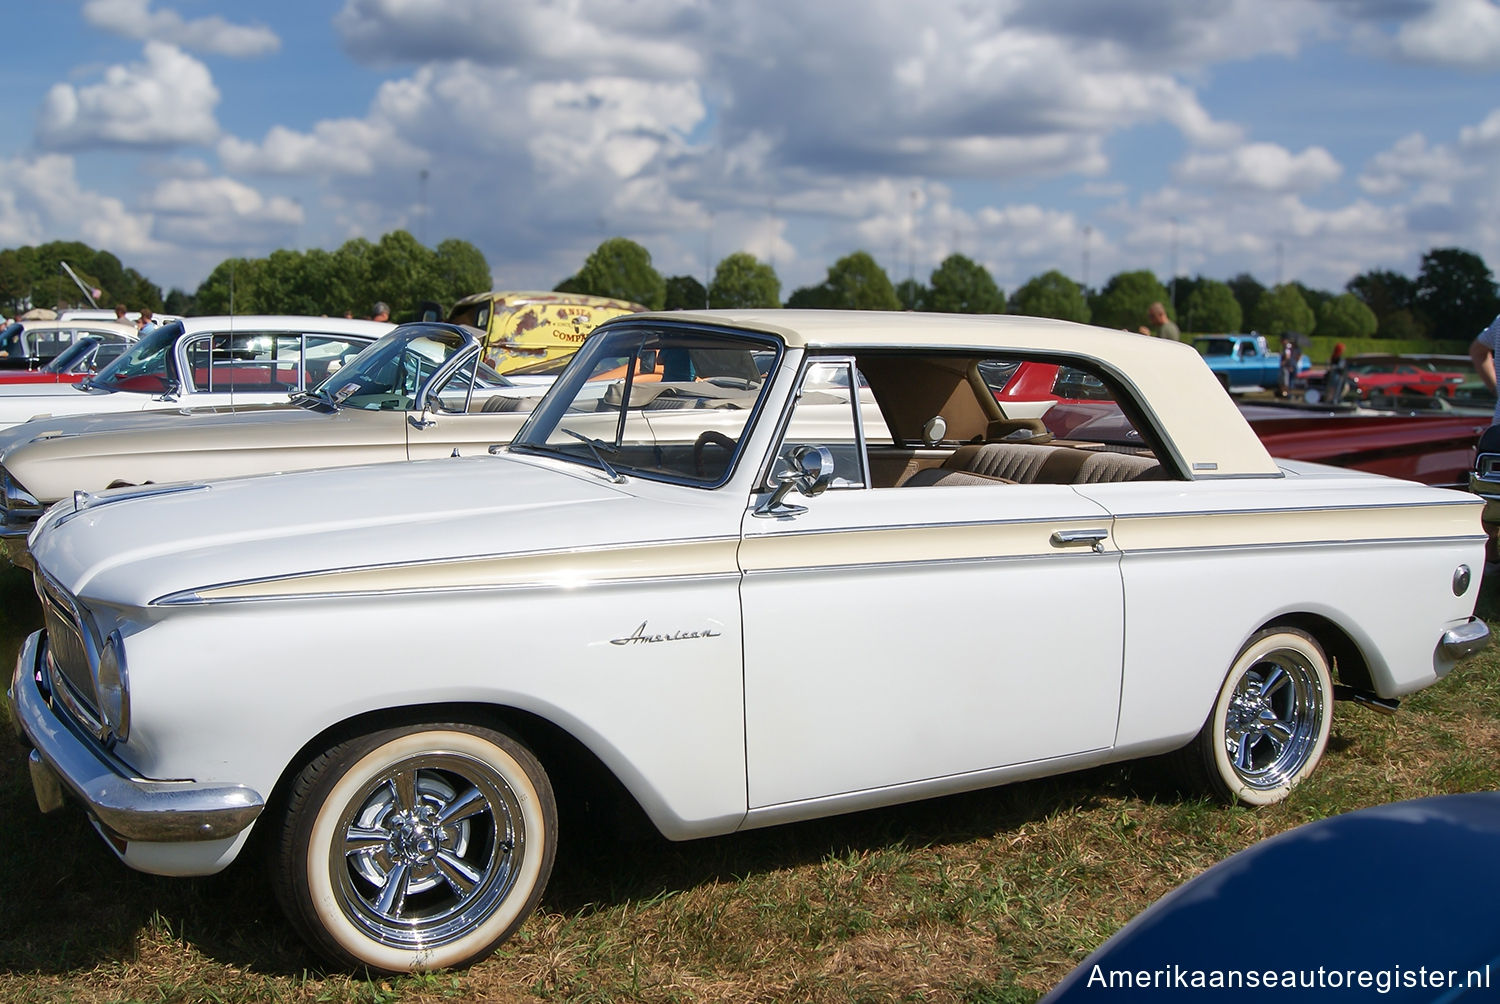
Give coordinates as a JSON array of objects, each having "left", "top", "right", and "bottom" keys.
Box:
[
  {"left": 1169, "top": 216, "right": 1178, "bottom": 313},
  {"left": 1082, "top": 225, "right": 1092, "bottom": 290}
]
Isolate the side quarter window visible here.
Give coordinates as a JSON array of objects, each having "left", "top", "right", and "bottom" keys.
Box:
[{"left": 770, "top": 358, "right": 872, "bottom": 490}]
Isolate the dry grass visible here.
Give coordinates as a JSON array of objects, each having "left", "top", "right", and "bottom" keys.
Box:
[{"left": 2, "top": 565, "right": 1498, "bottom": 1003}]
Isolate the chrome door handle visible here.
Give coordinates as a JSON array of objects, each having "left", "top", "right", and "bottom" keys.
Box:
[{"left": 1051, "top": 528, "right": 1108, "bottom": 554}]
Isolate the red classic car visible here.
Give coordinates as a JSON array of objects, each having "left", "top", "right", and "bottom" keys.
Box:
[
  {"left": 1343, "top": 357, "right": 1466, "bottom": 399},
  {"left": 0, "top": 336, "right": 130, "bottom": 385},
  {"left": 990, "top": 360, "right": 1486, "bottom": 489}
]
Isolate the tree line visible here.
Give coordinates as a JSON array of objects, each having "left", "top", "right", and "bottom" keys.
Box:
[{"left": 3, "top": 233, "right": 1496, "bottom": 342}]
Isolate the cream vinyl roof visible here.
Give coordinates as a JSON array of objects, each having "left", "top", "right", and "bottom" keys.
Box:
[{"left": 624, "top": 309, "right": 1282, "bottom": 478}]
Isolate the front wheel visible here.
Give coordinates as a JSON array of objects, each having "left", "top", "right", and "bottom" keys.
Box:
[
  {"left": 272, "top": 723, "right": 557, "bottom": 972},
  {"left": 1175, "top": 628, "right": 1333, "bottom": 806}
]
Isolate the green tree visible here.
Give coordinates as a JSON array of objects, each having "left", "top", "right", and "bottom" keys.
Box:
[
  {"left": 1347, "top": 268, "right": 1424, "bottom": 339},
  {"left": 1009, "top": 270, "right": 1090, "bottom": 323},
  {"left": 895, "top": 278, "right": 927, "bottom": 311},
  {"left": 430, "top": 238, "right": 493, "bottom": 307},
  {"left": 785, "top": 284, "right": 838, "bottom": 308},
  {"left": 1250, "top": 284, "right": 1316, "bottom": 336},
  {"left": 559, "top": 237, "right": 666, "bottom": 310},
  {"left": 1226, "top": 273, "right": 1265, "bottom": 326},
  {"left": 193, "top": 257, "right": 266, "bottom": 314},
  {"left": 1089, "top": 270, "right": 1169, "bottom": 331},
  {"left": 708, "top": 252, "right": 780, "bottom": 308},
  {"left": 1414, "top": 246, "right": 1499, "bottom": 339},
  {"left": 818, "top": 251, "right": 901, "bottom": 310},
  {"left": 1314, "top": 293, "right": 1378, "bottom": 340},
  {"left": 664, "top": 275, "right": 707, "bottom": 310},
  {"left": 927, "top": 254, "right": 1003, "bottom": 313},
  {"left": 1180, "top": 279, "right": 1242, "bottom": 334}
]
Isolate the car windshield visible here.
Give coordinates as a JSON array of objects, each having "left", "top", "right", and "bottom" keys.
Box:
[
  {"left": 88, "top": 322, "right": 183, "bottom": 392},
  {"left": 1195, "top": 338, "right": 1235, "bottom": 357},
  {"left": 511, "top": 322, "right": 778, "bottom": 486},
  {"left": 40, "top": 337, "right": 99, "bottom": 374},
  {"left": 309, "top": 326, "right": 510, "bottom": 411}
]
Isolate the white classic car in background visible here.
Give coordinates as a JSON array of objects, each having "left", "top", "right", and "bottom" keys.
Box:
[
  {"left": 8, "top": 310, "right": 1489, "bottom": 973},
  {"left": 0, "top": 323, "right": 541, "bottom": 545},
  {"left": 0, "top": 316, "right": 394, "bottom": 431}
]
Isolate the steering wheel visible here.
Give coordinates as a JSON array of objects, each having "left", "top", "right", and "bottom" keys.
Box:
[{"left": 693, "top": 430, "right": 737, "bottom": 478}]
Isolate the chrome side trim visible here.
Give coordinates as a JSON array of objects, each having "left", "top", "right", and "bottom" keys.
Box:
[
  {"left": 10, "top": 631, "right": 264, "bottom": 842},
  {"left": 1439, "top": 619, "right": 1490, "bottom": 660},
  {"left": 157, "top": 569, "right": 744, "bottom": 606}
]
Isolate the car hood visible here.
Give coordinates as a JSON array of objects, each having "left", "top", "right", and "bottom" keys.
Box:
[{"left": 30, "top": 453, "right": 738, "bottom": 608}]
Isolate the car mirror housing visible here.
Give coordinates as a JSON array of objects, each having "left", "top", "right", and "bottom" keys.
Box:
[{"left": 754, "top": 444, "right": 834, "bottom": 518}]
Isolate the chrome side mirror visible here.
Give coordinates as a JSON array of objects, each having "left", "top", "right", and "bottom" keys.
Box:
[{"left": 754, "top": 444, "right": 835, "bottom": 518}]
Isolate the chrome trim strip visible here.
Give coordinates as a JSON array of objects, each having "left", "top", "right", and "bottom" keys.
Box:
[
  {"left": 157, "top": 569, "right": 744, "bottom": 606},
  {"left": 1440, "top": 619, "right": 1490, "bottom": 660},
  {"left": 10, "top": 630, "right": 264, "bottom": 842},
  {"left": 1113, "top": 534, "right": 1483, "bottom": 557},
  {"left": 741, "top": 550, "right": 1105, "bottom": 577},
  {"left": 150, "top": 533, "right": 742, "bottom": 605}
]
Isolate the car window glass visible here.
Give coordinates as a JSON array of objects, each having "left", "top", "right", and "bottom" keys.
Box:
[
  {"left": 187, "top": 332, "right": 304, "bottom": 392},
  {"left": 319, "top": 329, "right": 466, "bottom": 411},
  {"left": 89, "top": 324, "right": 178, "bottom": 393},
  {"left": 770, "top": 359, "right": 871, "bottom": 489},
  {"left": 513, "top": 322, "right": 774, "bottom": 486}
]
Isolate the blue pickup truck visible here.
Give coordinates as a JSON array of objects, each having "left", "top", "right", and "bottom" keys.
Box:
[{"left": 1193, "top": 333, "right": 1309, "bottom": 391}]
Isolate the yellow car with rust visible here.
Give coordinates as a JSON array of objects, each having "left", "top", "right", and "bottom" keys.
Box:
[{"left": 445, "top": 291, "right": 647, "bottom": 373}]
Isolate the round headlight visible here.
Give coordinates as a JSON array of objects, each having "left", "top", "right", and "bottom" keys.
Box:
[
  {"left": 96, "top": 629, "right": 130, "bottom": 744},
  {"left": 1453, "top": 564, "right": 1473, "bottom": 597}
]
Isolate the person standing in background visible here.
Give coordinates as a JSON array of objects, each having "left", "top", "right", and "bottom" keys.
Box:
[
  {"left": 1468, "top": 313, "right": 1500, "bottom": 424},
  {"left": 371, "top": 302, "right": 391, "bottom": 323},
  {"left": 1138, "top": 302, "right": 1180, "bottom": 340}
]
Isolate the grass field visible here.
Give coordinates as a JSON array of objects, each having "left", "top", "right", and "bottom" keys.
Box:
[{"left": 2, "top": 564, "right": 1497, "bottom": 1003}]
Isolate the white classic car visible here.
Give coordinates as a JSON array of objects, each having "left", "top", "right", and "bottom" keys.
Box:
[
  {"left": 7, "top": 311, "right": 1489, "bottom": 973},
  {"left": 0, "top": 315, "right": 394, "bottom": 431},
  {"left": 0, "top": 323, "right": 542, "bottom": 545}
]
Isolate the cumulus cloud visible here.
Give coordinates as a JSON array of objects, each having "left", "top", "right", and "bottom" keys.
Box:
[
  {"left": 36, "top": 42, "right": 219, "bottom": 151},
  {"left": 145, "top": 176, "right": 303, "bottom": 247},
  {"left": 0, "top": 154, "right": 162, "bottom": 255},
  {"left": 1175, "top": 143, "right": 1343, "bottom": 193},
  {"left": 82, "top": 0, "right": 280, "bottom": 58},
  {"left": 333, "top": 0, "right": 701, "bottom": 77},
  {"left": 1387, "top": 0, "right": 1500, "bottom": 68}
]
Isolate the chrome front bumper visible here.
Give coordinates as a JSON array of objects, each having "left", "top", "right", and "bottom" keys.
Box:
[
  {"left": 8, "top": 630, "right": 265, "bottom": 843},
  {"left": 1440, "top": 618, "right": 1491, "bottom": 661}
]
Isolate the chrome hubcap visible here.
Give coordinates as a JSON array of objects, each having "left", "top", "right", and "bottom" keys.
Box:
[
  {"left": 332, "top": 752, "right": 524, "bottom": 949},
  {"left": 1223, "top": 654, "right": 1323, "bottom": 790}
]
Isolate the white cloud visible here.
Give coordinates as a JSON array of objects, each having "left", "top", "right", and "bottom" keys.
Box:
[
  {"left": 145, "top": 176, "right": 303, "bottom": 247},
  {"left": 82, "top": 0, "right": 279, "bottom": 58},
  {"left": 1176, "top": 143, "right": 1342, "bottom": 193},
  {"left": 36, "top": 42, "right": 219, "bottom": 151},
  {"left": 1388, "top": 0, "right": 1500, "bottom": 68},
  {"left": 0, "top": 154, "right": 162, "bottom": 255},
  {"left": 333, "top": 0, "right": 702, "bottom": 77}
]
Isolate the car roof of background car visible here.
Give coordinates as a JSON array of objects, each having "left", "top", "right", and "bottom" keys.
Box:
[
  {"left": 174, "top": 316, "right": 397, "bottom": 335},
  {"left": 621, "top": 309, "right": 1282, "bottom": 479},
  {"left": 12, "top": 319, "right": 139, "bottom": 336},
  {"left": 448, "top": 290, "right": 649, "bottom": 311}
]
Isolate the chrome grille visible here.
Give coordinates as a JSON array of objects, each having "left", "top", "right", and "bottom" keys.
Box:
[{"left": 38, "top": 576, "right": 99, "bottom": 721}]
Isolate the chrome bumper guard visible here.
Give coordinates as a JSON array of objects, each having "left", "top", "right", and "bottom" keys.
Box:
[
  {"left": 1440, "top": 618, "right": 1490, "bottom": 661},
  {"left": 9, "top": 630, "right": 265, "bottom": 843}
]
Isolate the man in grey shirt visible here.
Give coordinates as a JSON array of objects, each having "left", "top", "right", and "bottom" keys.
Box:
[{"left": 1139, "top": 302, "right": 1180, "bottom": 340}]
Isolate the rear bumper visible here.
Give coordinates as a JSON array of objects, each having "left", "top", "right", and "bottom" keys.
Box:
[
  {"left": 9, "top": 630, "right": 264, "bottom": 843},
  {"left": 1440, "top": 618, "right": 1490, "bottom": 662}
]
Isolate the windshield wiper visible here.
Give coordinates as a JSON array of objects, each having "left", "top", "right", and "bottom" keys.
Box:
[{"left": 560, "top": 427, "right": 626, "bottom": 483}]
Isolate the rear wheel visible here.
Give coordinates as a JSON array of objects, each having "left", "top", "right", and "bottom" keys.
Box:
[
  {"left": 272, "top": 723, "right": 557, "bottom": 972},
  {"left": 1175, "top": 629, "right": 1332, "bottom": 806}
]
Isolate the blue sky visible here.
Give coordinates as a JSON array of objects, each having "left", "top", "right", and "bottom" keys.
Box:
[{"left": 3, "top": 0, "right": 1500, "bottom": 321}]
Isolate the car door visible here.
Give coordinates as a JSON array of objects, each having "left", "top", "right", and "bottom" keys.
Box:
[{"left": 737, "top": 358, "right": 1126, "bottom": 809}]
